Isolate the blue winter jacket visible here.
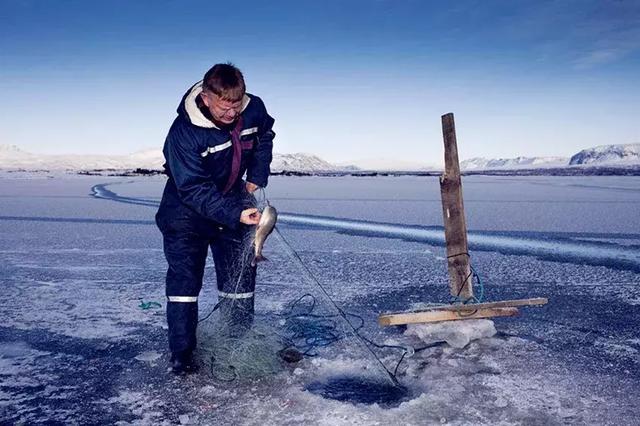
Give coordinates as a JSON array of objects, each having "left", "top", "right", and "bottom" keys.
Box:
[{"left": 157, "top": 81, "right": 275, "bottom": 230}]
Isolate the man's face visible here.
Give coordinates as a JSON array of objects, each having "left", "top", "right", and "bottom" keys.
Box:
[{"left": 201, "top": 91, "right": 243, "bottom": 125}]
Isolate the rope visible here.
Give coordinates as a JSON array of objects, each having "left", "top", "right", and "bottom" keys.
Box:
[
  {"left": 448, "top": 263, "right": 485, "bottom": 317},
  {"left": 198, "top": 301, "right": 222, "bottom": 323},
  {"left": 138, "top": 301, "right": 162, "bottom": 310},
  {"left": 447, "top": 250, "right": 485, "bottom": 306},
  {"left": 274, "top": 226, "right": 406, "bottom": 387},
  {"left": 278, "top": 293, "right": 446, "bottom": 381}
]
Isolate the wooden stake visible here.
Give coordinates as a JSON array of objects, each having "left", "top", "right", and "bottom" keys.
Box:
[
  {"left": 375, "top": 113, "right": 549, "bottom": 327},
  {"left": 379, "top": 307, "right": 519, "bottom": 326},
  {"left": 440, "top": 113, "right": 472, "bottom": 299}
]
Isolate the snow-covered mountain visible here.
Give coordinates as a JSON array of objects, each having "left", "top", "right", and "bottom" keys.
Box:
[
  {"left": 3, "top": 143, "right": 639, "bottom": 173},
  {"left": 460, "top": 156, "right": 568, "bottom": 170},
  {"left": 0, "top": 145, "right": 345, "bottom": 173},
  {"left": 0, "top": 144, "right": 28, "bottom": 157},
  {"left": 0, "top": 145, "right": 165, "bottom": 171},
  {"left": 461, "top": 144, "right": 640, "bottom": 170},
  {"left": 126, "top": 148, "right": 165, "bottom": 169},
  {"left": 0, "top": 144, "right": 36, "bottom": 163},
  {"left": 270, "top": 153, "right": 341, "bottom": 172},
  {"left": 569, "top": 144, "right": 640, "bottom": 165}
]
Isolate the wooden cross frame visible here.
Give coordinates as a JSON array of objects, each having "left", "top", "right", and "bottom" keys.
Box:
[{"left": 379, "top": 113, "right": 547, "bottom": 326}]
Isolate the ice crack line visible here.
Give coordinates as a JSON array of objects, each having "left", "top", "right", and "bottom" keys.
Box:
[
  {"left": 91, "top": 182, "right": 640, "bottom": 273},
  {"left": 278, "top": 213, "right": 640, "bottom": 273}
]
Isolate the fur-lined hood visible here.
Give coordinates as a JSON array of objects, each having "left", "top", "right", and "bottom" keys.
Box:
[{"left": 177, "top": 80, "right": 251, "bottom": 129}]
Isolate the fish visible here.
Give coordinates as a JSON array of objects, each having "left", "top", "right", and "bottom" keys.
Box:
[{"left": 251, "top": 204, "right": 277, "bottom": 266}]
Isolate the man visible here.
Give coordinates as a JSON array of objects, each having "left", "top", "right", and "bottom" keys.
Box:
[{"left": 155, "top": 63, "right": 275, "bottom": 374}]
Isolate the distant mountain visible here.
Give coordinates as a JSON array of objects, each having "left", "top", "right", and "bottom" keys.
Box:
[
  {"left": 2, "top": 143, "right": 639, "bottom": 174},
  {"left": 0, "top": 144, "right": 35, "bottom": 162},
  {"left": 0, "top": 145, "right": 164, "bottom": 171},
  {"left": 460, "top": 156, "right": 568, "bottom": 170},
  {"left": 126, "top": 148, "right": 165, "bottom": 169},
  {"left": 461, "top": 144, "right": 640, "bottom": 171},
  {"left": 569, "top": 144, "right": 640, "bottom": 165},
  {"left": 0, "top": 145, "right": 347, "bottom": 173},
  {"left": 0, "top": 144, "right": 27, "bottom": 156},
  {"left": 337, "top": 158, "right": 440, "bottom": 171},
  {"left": 270, "top": 153, "right": 342, "bottom": 172}
]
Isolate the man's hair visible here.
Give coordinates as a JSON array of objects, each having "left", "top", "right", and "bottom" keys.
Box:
[{"left": 202, "top": 63, "right": 245, "bottom": 101}]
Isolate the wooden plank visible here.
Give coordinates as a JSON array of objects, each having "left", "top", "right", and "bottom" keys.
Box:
[
  {"left": 379, "top": 307, "right": 519, "bottom": 326},
  {"left": 381, "top": 297, "right": 548, "bottom": 317},
  {"left": 439, "top": 113, "right": 472, "bottom": 299}
]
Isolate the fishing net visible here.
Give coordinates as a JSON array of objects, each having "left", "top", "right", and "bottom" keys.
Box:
[
  {"left": 197, "top": 317, "right": 285, "bottom": 382},
  {"left": 196, "top": 190, "right": 290, "bottom": 381}
]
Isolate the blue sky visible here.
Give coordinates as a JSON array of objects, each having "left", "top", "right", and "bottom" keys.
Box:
[{"left": 1, "top": 0, "right": 639, "bottom": 164}]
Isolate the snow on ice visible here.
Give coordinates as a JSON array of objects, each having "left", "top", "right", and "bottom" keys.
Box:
[{"left": 1, "top": 175, "right": 639, "bottom": 424}]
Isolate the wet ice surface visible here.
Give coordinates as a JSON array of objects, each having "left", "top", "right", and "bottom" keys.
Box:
[{"left": 1, "top": 173, "right": 640, "bottom": 424}]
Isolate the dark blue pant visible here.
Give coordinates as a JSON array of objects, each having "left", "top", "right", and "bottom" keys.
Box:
[{"left": 156, "top": 211, "right": 256, "bottom": 355}]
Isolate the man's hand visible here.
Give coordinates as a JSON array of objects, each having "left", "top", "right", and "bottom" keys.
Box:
[
  {"left": 245, "top": 181, "right": 259, "bottom": 193},
  {"left": 240, "top": 208, "right": 261, "bottom": 225}
]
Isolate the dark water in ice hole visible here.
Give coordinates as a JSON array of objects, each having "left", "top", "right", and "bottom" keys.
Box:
[{"left": 305, "top": 375, "right": 412, "bottom": 407}]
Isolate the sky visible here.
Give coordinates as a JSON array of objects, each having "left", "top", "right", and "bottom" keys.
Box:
[{"left": 1, "top": 0, "right": 639, "bottom": 165}]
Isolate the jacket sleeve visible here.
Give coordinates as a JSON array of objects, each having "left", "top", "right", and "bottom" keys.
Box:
[
  {"left": 246, "top": 97, "right": 275, "bottom": 188},
  {"left": 163, "top": 122, "right": 244, "bottom": 229}
]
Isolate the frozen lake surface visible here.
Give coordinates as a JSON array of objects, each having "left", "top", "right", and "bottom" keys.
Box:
[{"left": 1, "top": 173, "right": 639, "bottom": 425}]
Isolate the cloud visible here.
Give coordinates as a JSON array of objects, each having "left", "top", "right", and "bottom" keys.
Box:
[
  {"left": 492, "top": 0, "right": 640, "bottom": 69},
  {"left": 572, "top": 25, "right": 640, "bottom": 69},
  {"left": 574, "top": 46, "right": 634, "bottom": 69},
  {"left": 569, "top": 1, "right": 640, "bottom": 68}
]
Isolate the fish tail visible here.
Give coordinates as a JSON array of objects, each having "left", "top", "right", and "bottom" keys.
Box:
[{"left": 252, "top": 254, "right": 268, "bottom": 267}]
